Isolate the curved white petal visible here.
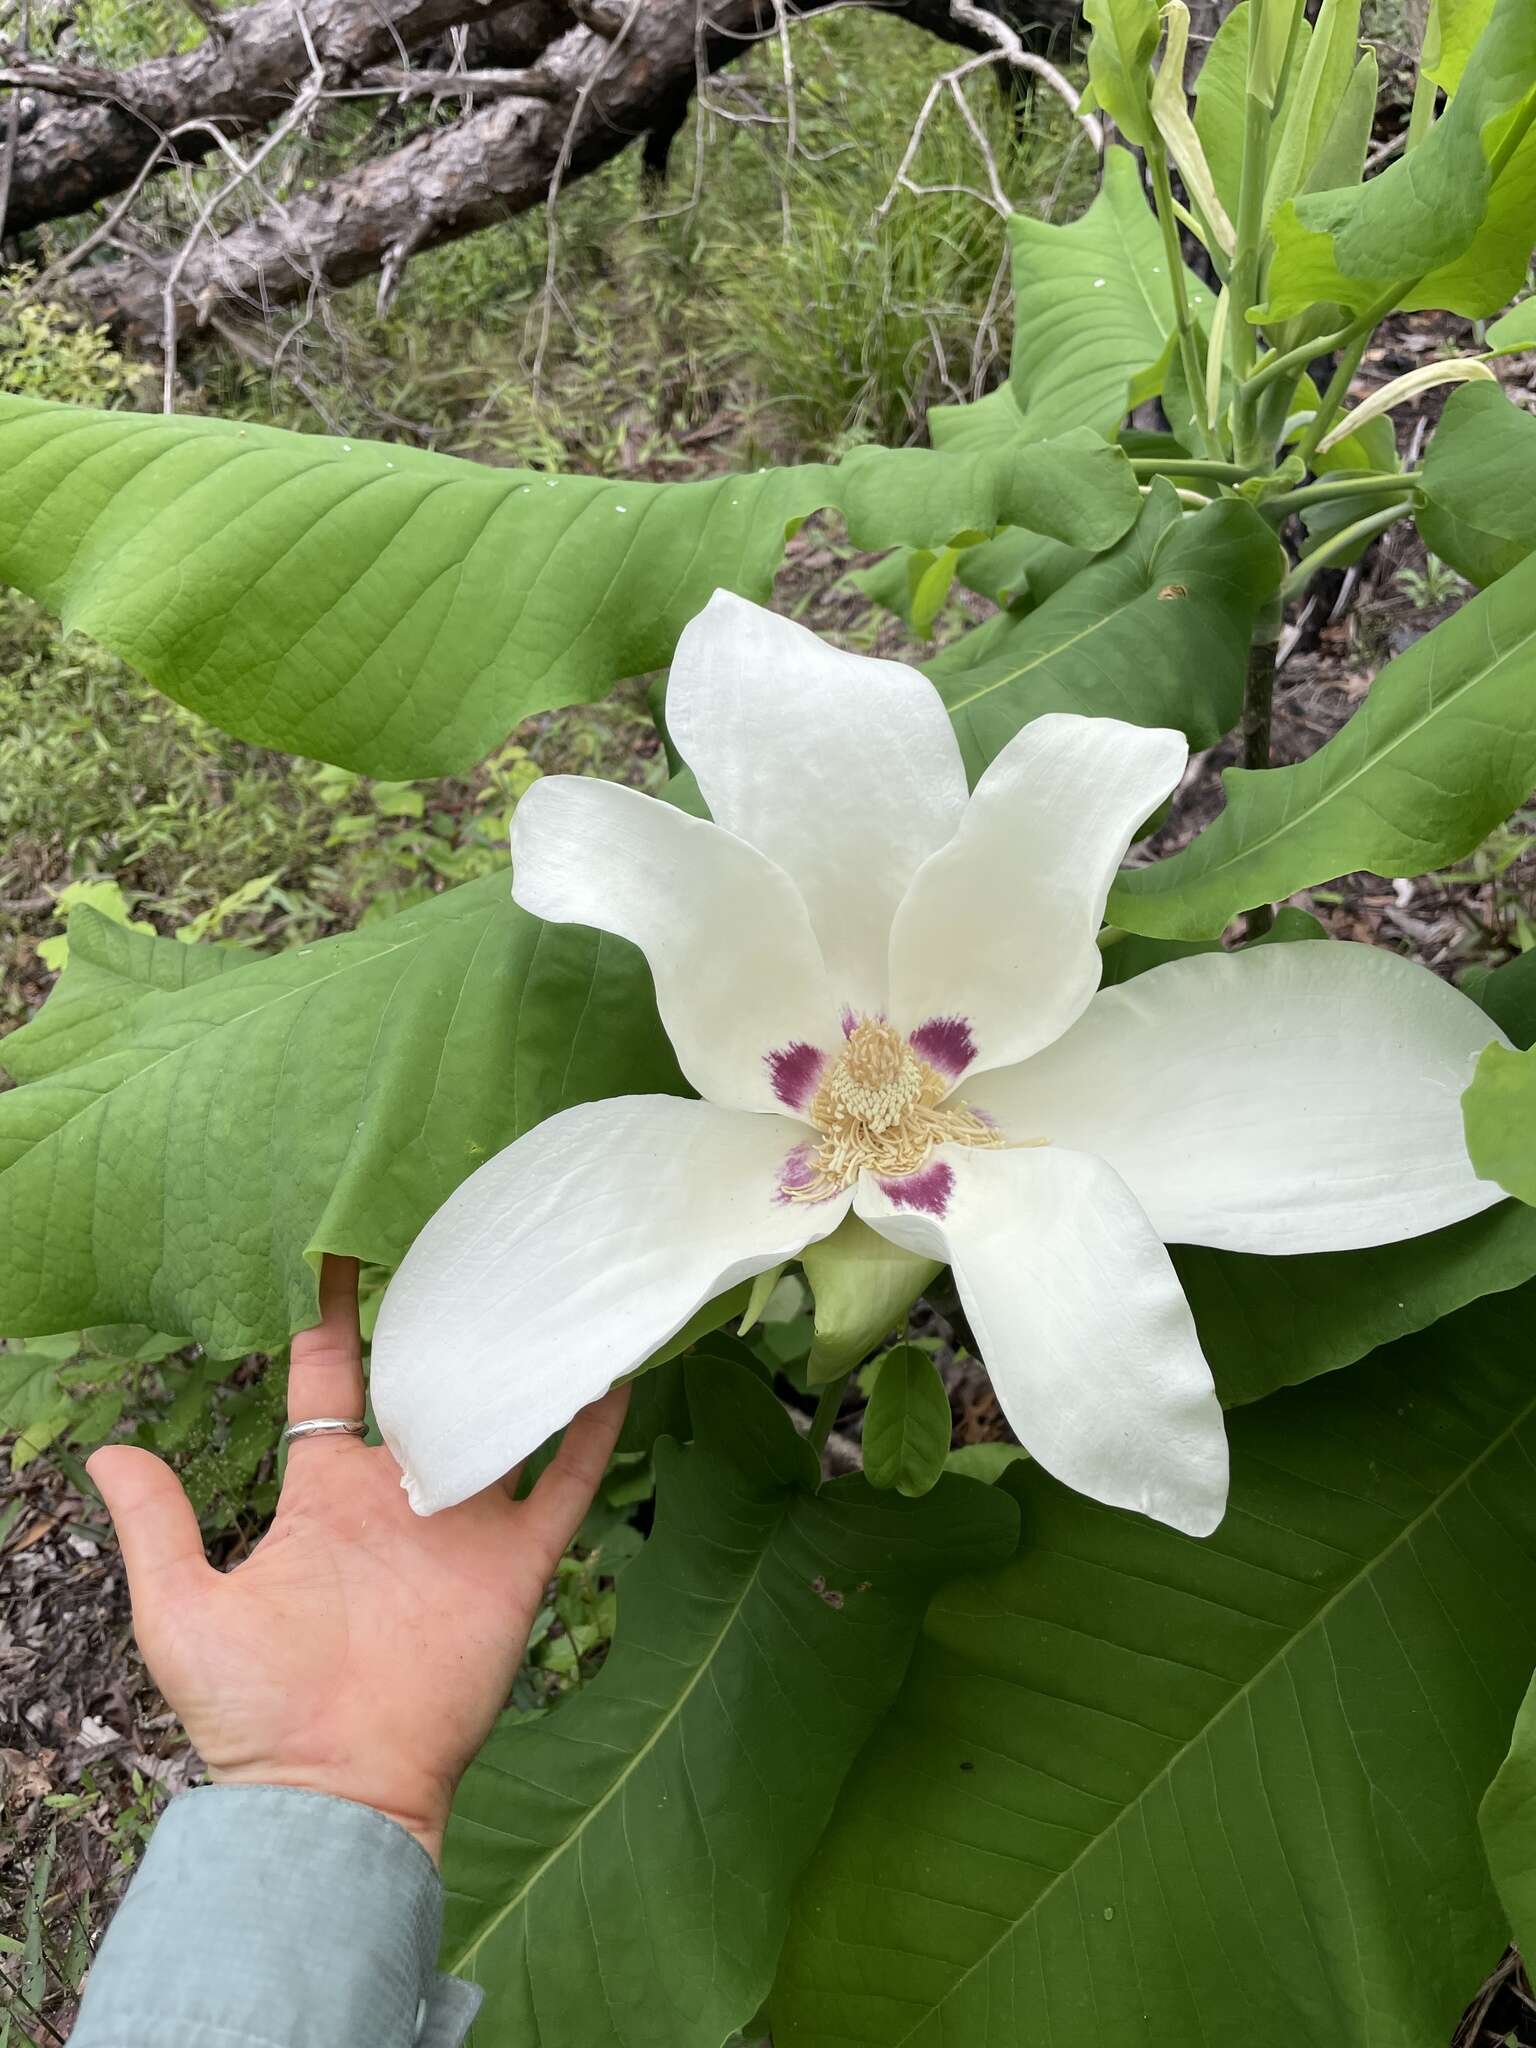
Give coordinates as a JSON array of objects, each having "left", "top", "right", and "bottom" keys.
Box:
[
  {"left": 666, "top": 592, "right": 968, "bottom": 1018},
  {"left": 855, "top": 1147, "right": 1227, "bottom": 1536},
  {"left": 512, "top": 776, "right": 837, "bottom": 1115},
  {"left": 372, "top": 1096, "right": 850, "bottom": 1513},
  {"left": 965, "top": 941, "right": 1509, "bottom": 1254},
  {"left": 888, "top": 713, "right": 1187, "bottom": 1080}
]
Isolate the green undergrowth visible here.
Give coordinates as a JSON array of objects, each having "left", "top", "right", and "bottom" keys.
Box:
[{"left": 189, "top": 13, "right": 1094, "bottom": 461}]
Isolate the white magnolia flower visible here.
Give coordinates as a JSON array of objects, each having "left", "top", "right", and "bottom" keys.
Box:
[{"left": 372, "top": 592, "right": 1506, "bottom": 1534}]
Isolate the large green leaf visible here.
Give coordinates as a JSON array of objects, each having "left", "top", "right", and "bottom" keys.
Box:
[
  {"left": 0, "top": 398, "right": 1139, "bottom": 778},
  {"left": 772, "top": 1283, "right": 1536, "bottom": 2047},
  {"left": 1462, "top": 1039, "right": 1536, "bottom": 1203},
  {"left": 1108, "top": 544, "right": 1536, "bottom": 937},
  {"left": 442, "top": 1359, "right": 1018, "bottom": 2048},
  {"left": 1192, "top": 2, "right": 1254, "bottom": 221},
  {"left": 1416, "top": 496, "right": 1532, "bottom": 590},
  {"left": 1007, "top": 148, "right": 1211, "bottom": 438},
  {"left": 1424, "top": 0, "right": 1497, "bottom": 92},
  {"left": 1479, "top": 1669, "right": 1536, "bottom": 1958},
  {"left": 1468, "top": 942, "right": 1536, "bottom": 1043},
  {"left": 1079, "top": 0, "right": 1159, "bottom": 144},
  {"left": 930, "top": 488, "right": 1282, "bottom": 779},
  {"left": 849, "top": 527, "right": 1090, "bottom": 638},
  {"left": 1421, "top": 379, "right": 1536, "bottom": 552},
  {"left": 1177, "top": 1203, "right": 1536, "bottom": 1405},
  {"left": 1411, "top": 107, "right": 1536, "bottom": 316},
  {"left": 1262, "top": 0, "right": 1361, "bottom": 218},
  {"left": 0, "top": 885, "right": 682, "bottom": 1354},
  {"left": 1259, "top": 0, "right": 1536, "bottom": 320}
]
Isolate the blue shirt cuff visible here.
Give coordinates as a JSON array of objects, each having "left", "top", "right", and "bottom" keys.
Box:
[{"left": 70, "top": 1783, "right": 484, "bottom": 2048}]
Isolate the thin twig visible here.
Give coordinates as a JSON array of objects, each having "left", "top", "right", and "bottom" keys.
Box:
[
  {"left": 159, "top": 12, "right": 325, "bottom": 410},
  {"left": 0, "top": 52, "right": 125, "bottom": 101},
  {"left": 30, "top": 116, "right": 249, "bottom": 294},
  {"left": 0, "top": 0, "right": 30, "bottom": 246},
  {"left": 351, "top": 64, "right": 562, "bottom": 103},
  {"left": 531, "top": 0, "right": 645, "bottom": 397},
  {"left": 947, "top": 0, "right": 1103, "bottom": 149}
]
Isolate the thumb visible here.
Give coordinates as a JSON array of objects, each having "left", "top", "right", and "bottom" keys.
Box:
[{"left": 88, "top": 1445, "right": 210, "bottom": 1598}]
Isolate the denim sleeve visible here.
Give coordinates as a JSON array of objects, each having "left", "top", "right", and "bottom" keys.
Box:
[{"left": 69, "top": 1784, "right": 483, "bottom": 2048}]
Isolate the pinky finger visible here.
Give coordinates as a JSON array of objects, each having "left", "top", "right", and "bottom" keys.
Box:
[{"left": 519, "top": 1383, "right": 631, "bottom": 1565}]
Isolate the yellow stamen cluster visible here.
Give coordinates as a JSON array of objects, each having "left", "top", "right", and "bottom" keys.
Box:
[{"left": 784, "top": 1017, "right": 1003, "bottom": 1203}]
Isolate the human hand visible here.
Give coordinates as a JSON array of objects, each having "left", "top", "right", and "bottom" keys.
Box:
[{"left": 87, "top": 1255, "right": 628, "bottom": 1863}]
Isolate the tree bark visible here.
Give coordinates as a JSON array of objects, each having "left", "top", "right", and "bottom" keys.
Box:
[
  {"left": 1180, "top": 0, "right": 1239, "bottom": 53},
  {"left": 0, "top": 0, "right": 542, "bottom": 234},
  {"left": 37, "top": 0, "right": 1082, "bottom": 340}
]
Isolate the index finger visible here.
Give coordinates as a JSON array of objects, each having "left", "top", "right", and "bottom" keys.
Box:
[
  {"left": 287, "top": 1255, "right": 364, "bottom": 1427},
  {"left": 517, "top": 1384, "right": 631, "bottom": 1568}
]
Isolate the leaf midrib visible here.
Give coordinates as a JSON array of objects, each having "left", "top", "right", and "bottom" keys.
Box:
[
  {"left": 1119, "top": 588, "right": 1536, "bottom": 902},
  {"left": 446, "top": 1497, "right": 786, "bottom": 1973},
  {"left": 890, "top": 1388, "right": 1536, "bottom": 2044},
  {"left": 2, "top": 917, "right": 469, "bottom": 1146},
  {"left": 940, "top": 587, "right": 1149, "bottom": 711}
]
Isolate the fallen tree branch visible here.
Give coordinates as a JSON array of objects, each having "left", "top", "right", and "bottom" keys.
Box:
[
  {"left": 0, "top": 0, "right": 541, "bottom": 233},
  {"left": 70, "top": 5, "right": 713, "bottom": 337},
  {"left": 352, "top": 61, "right": 564, "bottom": 101},
  {"left": 41, "top": 0, "right": 1089, "bottom": 344}
]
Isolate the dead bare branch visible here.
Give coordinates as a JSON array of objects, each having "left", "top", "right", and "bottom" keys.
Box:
[
  {"left": 0, "top": 0, "right": 542, "bottom": 233},
  {"left": 354, "top": 61, "right": 563, "bottom": 101}
]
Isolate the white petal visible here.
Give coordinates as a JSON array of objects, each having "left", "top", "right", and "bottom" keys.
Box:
[
  {"left": 512, "top": 776, "right": 837, "bottom": 1116},
  {"left": 888, "top": 713, "right": 1187, "bottom": 1080},
  {"left": 666, "top": 592, "right": 968, "bottom": 1018},
  {"left": 965, "top": 941, "right": 1509, "bottom": 1254},
  {"left": 372, "top": 1096, "right": 850, "bottom": 1512},
  {"left": 855, "top": 1147, "right": 1227, "bottom": 1535}
]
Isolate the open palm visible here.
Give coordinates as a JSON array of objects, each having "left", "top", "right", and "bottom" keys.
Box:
[{"left": 88, "top": 1257, "right": 627, "bottom": 1860}]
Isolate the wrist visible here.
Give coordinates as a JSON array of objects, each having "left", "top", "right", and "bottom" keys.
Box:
[{"left": 207, "top": 1764, "right": 448, "bottom": 1864}]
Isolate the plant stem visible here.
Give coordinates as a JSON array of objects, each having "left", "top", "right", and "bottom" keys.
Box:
[
  {"left": 807, "top": 1373, "right": 851, "bottom": 1457},
  {"left": 1406, "top": 64, "right": 1438, "bottom": 152},
  {"left": 1238, "top": 606, "right": 1282, "bottom": 939},
  {"left": 1240, "top": 619, "right": 1279, "bottom": 775},
  {"left": 1244, "top": 317, "right": 1359, "bottom": 398},
  {"left": 1279, "top": 500, "right": 1409, "bottom": 602},
  {"left": 1291, "top": 292, "right": 1403, "bottom": 467},
  {"left": 1226, "top": 87, "right": 1277, "bottom": 463},
  {"left": 1264, "top": 470, "right": 1422, "bottom": 515},
  {"left": 1146, "top": 140, "right": 1222, "bottom": 460},
  {"left": 1129, "top": 456, "right": 1250, "bottom": 481}
]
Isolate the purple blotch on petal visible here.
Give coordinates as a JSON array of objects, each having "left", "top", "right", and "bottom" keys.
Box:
[
  {"left": 909, "top": 1015, "right": 977, "bottom": 1078},
  {"left": 878, "top": 1159, "right": 955, "bottom": 1217},
  {"left": 840, "top": 1007, "right": 859, "bottom": 1039},
  {"left": 777, "top": 1141, "right": 836, "bottom": 1207},
  {"left": 765, "top": 1040, "right": 826, "bottom": 1112}
]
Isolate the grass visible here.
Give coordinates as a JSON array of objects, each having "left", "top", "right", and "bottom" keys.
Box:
[
  {"left": 0, "top": 593, "right": 663, "bottom": 1033},
  {"left": 189, "top": 13, "right": 1094, "bottom": 462}
]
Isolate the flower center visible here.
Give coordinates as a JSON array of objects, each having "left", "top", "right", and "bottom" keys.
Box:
[{"left": 783, "top": 1017, "right": 1003, "bottom": 1203}]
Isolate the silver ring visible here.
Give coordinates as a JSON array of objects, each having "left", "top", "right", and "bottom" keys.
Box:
[{"left": 282, "top": 1416, "right": 367, "bottom": 1445}]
